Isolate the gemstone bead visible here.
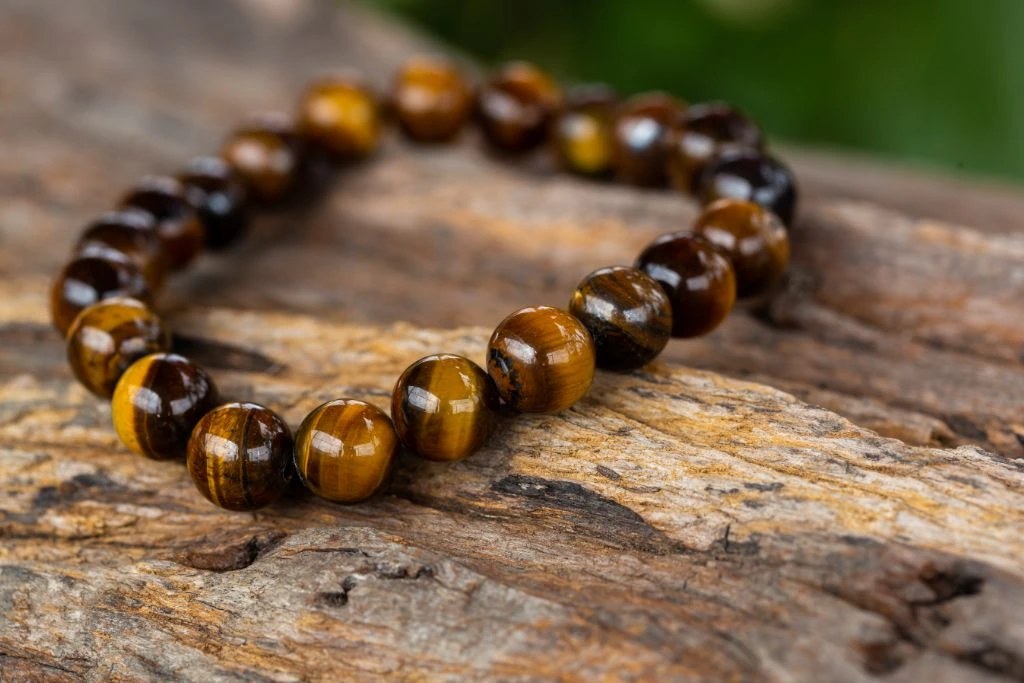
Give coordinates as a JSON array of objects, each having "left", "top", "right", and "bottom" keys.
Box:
[
  {"left": 693, "top": 199, "right": 790, "bottom": 298},
  {"left": 392, "top": 55, "right": 474, "bottom": 143},
  {"left": 697, "top": 149, "right": 798, "bottom": 225},
  {"left": 552, "top": 85, "right": 617, "bottom": 177},
  {"left": 73, "top": 209, "right": 166, "bottom": 290},
  {"left": 50, "top": 256, "right": 151, "bottom": 336},
  {"left": 612, "top": 92, "right": 684, "bottom": 186},
  {"left": 487, "top": 306, "right": 595, "bottom": 413},
  {"left": 569, "top": 266, "right": 672, "bottom": 371},
  {"left": 187, "top": 402, "right": 294, "bottom": 511},
  {"left": 392, "top": 354, "right": 499, "bottom": 462},
  {"left": 293, "top": 399, "right": 397, "bottom": 503},
  {"left": 221, "top": 114, "right": 305, "bottom": 204},
  {"left": 477, "top": 61, "right": 562, "bottom": 153},
  {"left": 297, "top": 75, "right": 381, "bottom": 158},
  {"left": 120, "top": 176, "right": 206, "bottom": 271},
  {"left": 666, "top": 102, "right": 764, "bottom": 194},
  {"left": 178, "top": 156, "right": 250, "bottom": 250}
]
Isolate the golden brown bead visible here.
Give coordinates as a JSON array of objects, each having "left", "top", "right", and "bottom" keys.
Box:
[
  {"left": 187, "top": 402, "right": 294, "bottom": 511},
  {"left": 697, "top": 149, "right": 798, "bottom": 225},
  {"left": 552, "top": 85, "right": 617, "bottom": 177},
  {"left": 293, "top": 399, "right": 397, "bottom": 503},
  {"left": 635, "top": 233, "right": 737, "bottom": 338},
  {"left": 120, "top": 176, "right": 206, "bottom": 271},
  {"left": 50, "top": 255, "right": 151, "bottom": 336},
  {"left": 477, "top": 61, "right": 562, "bottom": 153},
  {"left": 66, "top": 298, "right": 171, "bottom": 398},
  {"left": 221, "top": 114, "right": 305, "bottom": 204},
  {"left": 392, "top": 55, "right": 474, "bottom": 143},
  {"left": 73, "top": 209, "right": 166, "bottom": 290},
  {"left": 487, "top": 306, "right": 595, "bottom": 414},
  {"left": 112, "top": 353, "right": 220, "bottom": 460},
  {"left": 666, "top": 102, "right": 764, "bottom": 194},
  {"left": 693, "top": 199, "right": 790, "bottom": 298},
  {"left": 392, "top": 354, "right": 499, "bottom": 462},
  {"left": 569, "top": 266, "right": 672, "bottom": 371},
  {"left": 613, "top": 92, "right": 685, "bottom": 186},
  {"left": 297, "top": 75, "right": 381, "bottom": 158},
  {"left": 178, "top": 156, "right": 250, "bottom": 250}
]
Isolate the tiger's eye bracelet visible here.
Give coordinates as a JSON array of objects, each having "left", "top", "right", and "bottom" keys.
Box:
[{"left": 49, "top": 56, "right": 797, "bottom": 511}]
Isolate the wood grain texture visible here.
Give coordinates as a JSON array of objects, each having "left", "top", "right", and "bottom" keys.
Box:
[{"left": 1, "top": 0, "right": 1023, "bottom": 680}]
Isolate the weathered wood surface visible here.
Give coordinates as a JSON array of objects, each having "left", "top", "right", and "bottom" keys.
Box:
[{"left": 1, "top": 0, "right": 1023, "bottom": 681}]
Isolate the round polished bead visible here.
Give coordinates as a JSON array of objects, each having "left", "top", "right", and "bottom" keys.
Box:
[
  {"left": 50, "top": 256, "right": 151, "bottom": 336},
  {"left": 697, "top": 149, "right": 798, "bottom": 225},
  {"left": 178, "top": 156, "right": 250, "bottom": 250},
  {"left": 187, "top": 402, "right": 294, "bottom": 511},
  {"left": 66, "top": 297, "right": 171, "bottom": 398},
  {"left": 552, "top": 86, "right": 617, "bottom": 177},
  {"left": 120, "top": 176, "right": 206, "bottom": 271},
  {"left": 636, "top": 234, "right": 737, "bottom": 338},
  {"left": 297, "top": 75, "right": 381, "bottom": 158},
  {"left": 392, "top": 55, "right": 474, "bottom": 143},
  {"left": 391, "top": 354, "right": 499, "bottom": 462},
  {"left": 73, "top": 209, "right": 166, "bottom": 290},
  {"left": 293, "top": 399, "right": 397, "bottom": 504},
  {"left": 693, "top": 199, "right": 790, "bottom": 298},
  {"left": 477, "top": 61, "right": 562, "bottom": 153},
  {"left": 613, "top": 92, "right": 684, "bottom": 187},
  {"left": 112, "top": 353, "right": 220, "bottom": 460},
  {"left": 487, "top": 306, "right": 595, "bottom": 414},
  {"left": 221, "top": 115, "right": 305, "bottom": 204},
  {"left": 569, "top": 266, "right": 672, "bottom": 371},
  {"left": 666, "top": 102, "right": 764, "bottom": 194}
]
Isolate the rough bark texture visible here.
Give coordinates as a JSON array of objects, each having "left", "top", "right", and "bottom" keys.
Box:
[{"left": 1, "top": 0, "right": 1023, "bottom": 681}]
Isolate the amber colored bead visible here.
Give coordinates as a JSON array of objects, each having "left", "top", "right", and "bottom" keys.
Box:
[
  {"left": 613, "top": 92, "right": 685, "bottom": 186},
  {"left": 73, "top": 209, "right": 166, "bottom": 290},
  {"left": 297, "top": 75, "right": 381, "bottom": 158},
  {"left": 178, "top": 156, "right": 250, "bottom": 250},
  {"left": 487, "top": 306, "right": 596, "bottom": 414},
  {"left": 697, "top": 149, "right": 798, "bottom": 225},
  {"left": 112, "top": 353, "right": 220, "bottom": 460},
  {"left": 392, "top": 354, "right": 499, "bottom": 462},
  {"left": 552, "top": 86, "right": 617, "bottom": 177},
  {"left": 569, "top": 266, "right": 672, "bottom": 371},
  {"left": 50, "top": 256, "right": 151, "bottom": 336},
  {"left": 187, "top": 402, "right": 294, "bottom": 511},
  {"left": 65, "top": 298, "right": 171, "bottom": 398},
  {"left": 293, "top": 399, "right": 397, "bottom": 504},
  {"left": 693, "top": 199, "right": 790, "bottom": 298},
  {"left": 120, "top": 176, "right": 206, "bottom": 271},
  {"left": 636, "top": 234, "right": 737, "bottom": 338},
  {"left": 666, "top": 102, "right": 764, "bottom": 194},
  {"left": 392, "top": 55, "right": 474, "bottom": 143},
  {"left": 477, "top": 61, "right": 562, "bottom": 153},
  {"left": 221, "top": 115, "right": 304, "bottom": 204}
]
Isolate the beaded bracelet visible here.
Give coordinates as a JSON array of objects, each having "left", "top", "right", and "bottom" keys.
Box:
[{"left": 49, "top": 56, "right": 796, "bottom": 511}]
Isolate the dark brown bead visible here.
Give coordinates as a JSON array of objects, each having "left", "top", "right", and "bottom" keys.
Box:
[
  {"left": 120, "top": 176, "right": 206, "bottom": 270},
  {"left": 66, "top": 297, "right": 171, "bottom": 398},
  {"left": 178, "top": 156, "right": 250, "bottom": 250},
  {"left": 392, "top": 354, "right": 499, "bottom": 462},
  {"left": 667, "top": 102, "right": 764, "bottom": 194},
  {"left": 49, "top": 255, "right": 151, "bottom": 336},
  {"left": 697, "top": 149, "right": 798, "bottom": 225},
  {"left": 297, "top": 74, "right": 381, "bottom": 158},
  {"left": 73, "top": 209, "right": 166, "bottom": 290},
  {"left": 552, "top": 85, "right": 617, "bottom": 177},
  {"left": 221, "top": 114, "right": 305, "bottom": 204},
  {"left": 293, "top": 399, "right": 397, "bottom": 504},
  {"left": 612, "top": 92, "right": 685, "bottom": 186},
  {"left": 477, "top": 61, "right": 562, "bottom": 153},
  {"left": 693, "top": 199, "right": 790, "bottom": 298},
  {"left": 636, "top": 234, "right": 736, "bottom": 338},
  {"left": 112, "top": 353, "right": 220, "bottom": 460},
  {"left": 487, "top": 306, "right": 595, "bottom": 414},
  {"left": 569, "top": 266, "right": 672, "bottom": 371},
  {"left": 187, "top": 402, "right": 294, "bottom": 511},
  {"left": 392, "top": 55, "right": 474, "bottom": 143}
]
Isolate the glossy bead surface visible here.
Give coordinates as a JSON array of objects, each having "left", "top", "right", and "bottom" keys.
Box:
[
  {"left": 636, "top": 234, "right": 737, "bottom": 338},
  {"left": 73, "top": 209, "right": 166, "bottom": 290},
  {"left": 667, "top": 102, "right": 764, "bottom": 194},
  {"left": 50, "top": 256, "right": 151, "bottom": 336},
  {"left": 392, "top": 55, "right": 474, "bottom": 142},
  {"left": 552, "top": 86, "right": 617, "bottom": 177},
  {"left": 112, "top": 353, "right": 220, "bottom": 460},
  {"left": 487, "top": 306, "right": 595, "bottom": 414},
  {"left": 294, "top": 399, "right": 397, "bottom": 504},
  {"left": 187, "top": 402, "right": 294, "bottom": 511},
  {"left": 477, "top": 61, "right": 562, "bottom": 153},
  {"left": 221, "top": 115, "right": 304, "bottom": 204},
  {"left": 392, "top": 354, "right": 499, "bottom": 462},
  {"left": 178, "top": 156, "right": 250, "bottom": 250},
  {"left": 697, "top": 150, "right": 798, "bottom": 225},
  {"left": 66, "top": 298, "right": 171, "bottom": 398},
  {"left": 693, "top": 199, "right": 790, "bottom": 298},
  {"left": 613, "top": 92, "right": 684, "bottom": 186},
  {"left": 569, "top": 266, "right": 672, "bottom": 371},
  {"left": 120, "top": 176, "right": 206, "bottom": 270},
  {"left": 297, "top": 75, "right": 381, "bottom": 158}
]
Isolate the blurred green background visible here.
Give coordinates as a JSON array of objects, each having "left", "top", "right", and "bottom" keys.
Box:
[{"left": 371, "top": 0, "right": 1024, "bottom": 183}]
